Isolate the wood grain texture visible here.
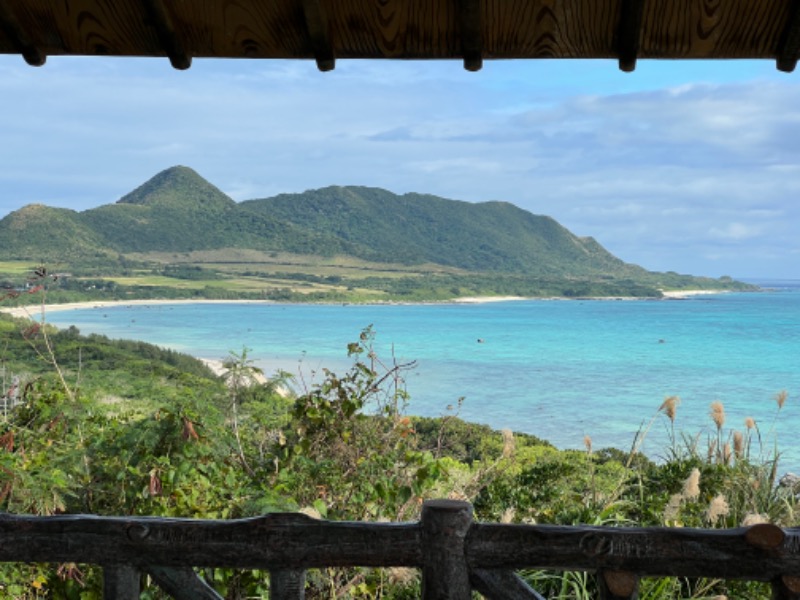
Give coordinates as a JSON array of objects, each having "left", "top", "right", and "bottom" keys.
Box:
[
  {"left": 301, "top": 0, "right": 335, "bottom": 70},
  {"left": 0, "top": 0, "right": 796, "bottom": 68},
  {"left": 466, "top": 523, "right": 800, "bottom": 581},
  {"left": 0, "top": 1, "right": 46, "bottom": 64},
  {"left": 0, "top": 512, "right": 422, "bottom": 569},
  {"left": 143, "top": 0, "right": 191, "bottom": 69},
  {"left": 2, "top": 504, "right": 800, "bottom": 596},
  {"left": 421, "top": 500, "right": 473, "bottom": 600},
  {"left": 640, "top": 0, "right": 789, "bottom": 59}
]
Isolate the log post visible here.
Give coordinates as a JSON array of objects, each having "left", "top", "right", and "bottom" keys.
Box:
[
  {"left": 102, "top": 564, "right": 140, "bottom": 600},
  {"left": 773, "top": 575, "right": 800, "bottom": 600},
  {"left": 598, "top": 569, "right": 639, "bottom": 599},
  {"left": 421, "top": 499, "right": 473, "bottom": 600},
  {"left": 271, "top": 568, "right": 306, "bottom": 600}
]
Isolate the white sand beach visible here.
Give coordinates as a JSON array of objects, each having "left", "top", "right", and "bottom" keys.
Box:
[
  {"left": 660, "top": 289, "right": 729, "bottom": 299},
  {"left": 0, "top": 290, "right": 731, "bottom": 321},
  {"left": 452, "top": 296, "right": 527, "bottom": 304},
  {"left": 0, "top": 298, "right": 272, "bottom": 319}
]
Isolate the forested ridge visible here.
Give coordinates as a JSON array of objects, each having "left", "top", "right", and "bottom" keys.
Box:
[{"left": 0, "top": 166, "right": 755, "bottom": 302}]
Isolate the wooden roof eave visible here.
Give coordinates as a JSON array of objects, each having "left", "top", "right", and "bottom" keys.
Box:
[{"left": 0, "top": 0, "right": 797, "bottom": 74}]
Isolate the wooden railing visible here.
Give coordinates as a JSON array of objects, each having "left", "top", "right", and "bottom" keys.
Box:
[{"left": 2, "top": 499, "right": 800, "bottom": 599}]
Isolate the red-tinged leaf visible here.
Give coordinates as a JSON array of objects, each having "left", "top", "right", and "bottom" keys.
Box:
[
  {"left": 22, "top": 323, "right": 41, "bottom": 339},
  {"left": 149, "top": 470, "right": 162, "bottom": 496},
  {"left": 0, "top": 481, "right": 12, "bottom": 505},
  {"left": 182, "top": 417, "right": 199, "bottom": 441}
]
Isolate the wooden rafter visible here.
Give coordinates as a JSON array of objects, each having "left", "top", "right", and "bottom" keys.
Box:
[
  {"left": 0, "top": 1, "right": 45, "bottom": 66},
  {"left": 0, "top": 1, "right": 798, "bottom": 72},
  {"left": 301, "top": 0, "right": 335, "bottom": 72},
  {"left": 616, "top": 0, "right": 645, "bottom": 73},
  {"left": 143, "top": 0, "right": 191, "bottom": 70},
  {"left": 458, "top": 0, "right": 483, "bottom": 72},
  {"left": 777, "top": 0, "right": 800, "bottom": 73}
]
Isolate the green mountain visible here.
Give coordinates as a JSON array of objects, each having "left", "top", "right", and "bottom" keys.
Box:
[
  {"left": 79, "top": 166, "right": 361, "bottom": 256},
  {"left": 80, "top": 166, "right": 239, "bottom": 252},
  {"left": 240, "top": 186, "right": 642, "bottom": 276},
  {"left": 0, "top": 166, "right": 752, "bottom": 299},
  {"left": 0, "top": 204, "right": 115, "bottom": 262}
]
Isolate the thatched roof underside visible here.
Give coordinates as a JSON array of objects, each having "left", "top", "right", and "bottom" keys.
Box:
[{"left": 1, "top": 0, "right": 799, "bottom": 73}]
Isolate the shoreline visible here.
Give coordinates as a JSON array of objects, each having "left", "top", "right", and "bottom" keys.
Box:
[
  {"left": 0, "top": 290, "right": 731, "bottom": 319},
  {"left": 0, "top": 298, "right": 273, "bottom": 319}
]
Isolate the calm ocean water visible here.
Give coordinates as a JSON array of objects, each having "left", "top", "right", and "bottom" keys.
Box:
[{"left": 49, "top": 281, "right": 800, "bottom": 471}]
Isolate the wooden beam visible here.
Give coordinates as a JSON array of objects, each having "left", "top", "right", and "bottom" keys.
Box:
[
  {"left": 458, "top": 0, "right": 483, "bottom": 72},
  {"left": 301, "top": 0, "right": 335, "bottom": 72},
  {"left": 0, "top": 512, "right": 423, "bottom": 568},
  {"left": 0, "top": 1, "right": 45, "bottom": 66},
  {"left": 777, "top": 0, "right": 800, "bottom": 72},
  {"left": 616, "top": 0, "right": 645, "bottom": 72},
  {"left": 142, "top": 0, "right": 191, "bottom": 70},
  {"left": 467, "top": 522, "right": 800, "bottom": 580}
]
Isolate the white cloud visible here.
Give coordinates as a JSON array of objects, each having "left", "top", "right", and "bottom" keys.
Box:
[
  {"left": 709, "top": 223, "right": 764, "bottom": 241},
  {"left": 1, "top": 56, "right": 799, "bottom": 278}
]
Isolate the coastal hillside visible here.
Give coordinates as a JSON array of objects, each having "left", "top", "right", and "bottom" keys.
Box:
[
  {"left": 0, "top": 166, "right": 754, "bottom": 301},
  {"left": 239, "top": 186, "right": 643, "bottom": 277}
]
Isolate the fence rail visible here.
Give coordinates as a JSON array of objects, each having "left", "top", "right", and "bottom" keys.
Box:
[{"left": 2, "top": 499, "right": 800, "bottom": 599}]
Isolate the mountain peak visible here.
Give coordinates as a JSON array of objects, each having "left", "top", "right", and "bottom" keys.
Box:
[{"left": 117, "top": 166, "right": 236, "bottom": 211}]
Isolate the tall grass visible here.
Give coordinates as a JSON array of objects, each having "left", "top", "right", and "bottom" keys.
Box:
[{"left": 481, "top": 392, "right": 797, "bottom": 600}]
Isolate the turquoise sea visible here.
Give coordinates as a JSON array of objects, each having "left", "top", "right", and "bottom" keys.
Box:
[{"left": 49, "top": 281, "right": 800, "bottom": 471}]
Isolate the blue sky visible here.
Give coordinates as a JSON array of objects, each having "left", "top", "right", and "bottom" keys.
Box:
[{"left": 1, "top": 55, "right": 798, "bottom": 279}]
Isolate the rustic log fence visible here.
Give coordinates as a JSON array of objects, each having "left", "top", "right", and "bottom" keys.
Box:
[{"left": 2, "top": 499, "right": 800, "bottom": 599}]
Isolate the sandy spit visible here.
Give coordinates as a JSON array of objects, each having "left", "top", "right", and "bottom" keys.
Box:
[
  {"left": 659, "top": 290, "right": 729, "bottom": 299},
  {"left": 0, "top": 290, "right": 730, "bottom": 320}
]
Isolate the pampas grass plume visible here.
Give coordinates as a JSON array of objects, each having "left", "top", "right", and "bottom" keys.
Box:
[
  {"left": 659, "top": 395, "right": 680, "bottom": 422},
  {"left": 742, "top": 513, "right": 769, "bottom": 526},
  {"left": 682, "top": 468, "right": 701, "bottom": 500},
  {"left": 776, "top": 390, "right": 788, "bottom": 410},
  {"left": 706, "top": 494, "right": 730, "bottom": 524},
  {"left": 745, "top": 416, "right": 756, "bottom": 430},
  {"left": 733, "top": 430, "right": 744, "bottom": 458},
  {"left": 723, "top": 442, "right": 732, "bottom": 465},
  {"left": 710, "top": 401, "right": 725, "bottom": 430},
  {"left": 502, "top": 429, "right": 515, "bottom": 459}
]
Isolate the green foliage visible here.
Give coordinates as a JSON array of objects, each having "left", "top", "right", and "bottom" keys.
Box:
[
  {"left": 0, "top": 307, "right": 790, "bottom": 598},
  {"left": 284, "top": 327, "right": 445, "bottom": 522}
]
